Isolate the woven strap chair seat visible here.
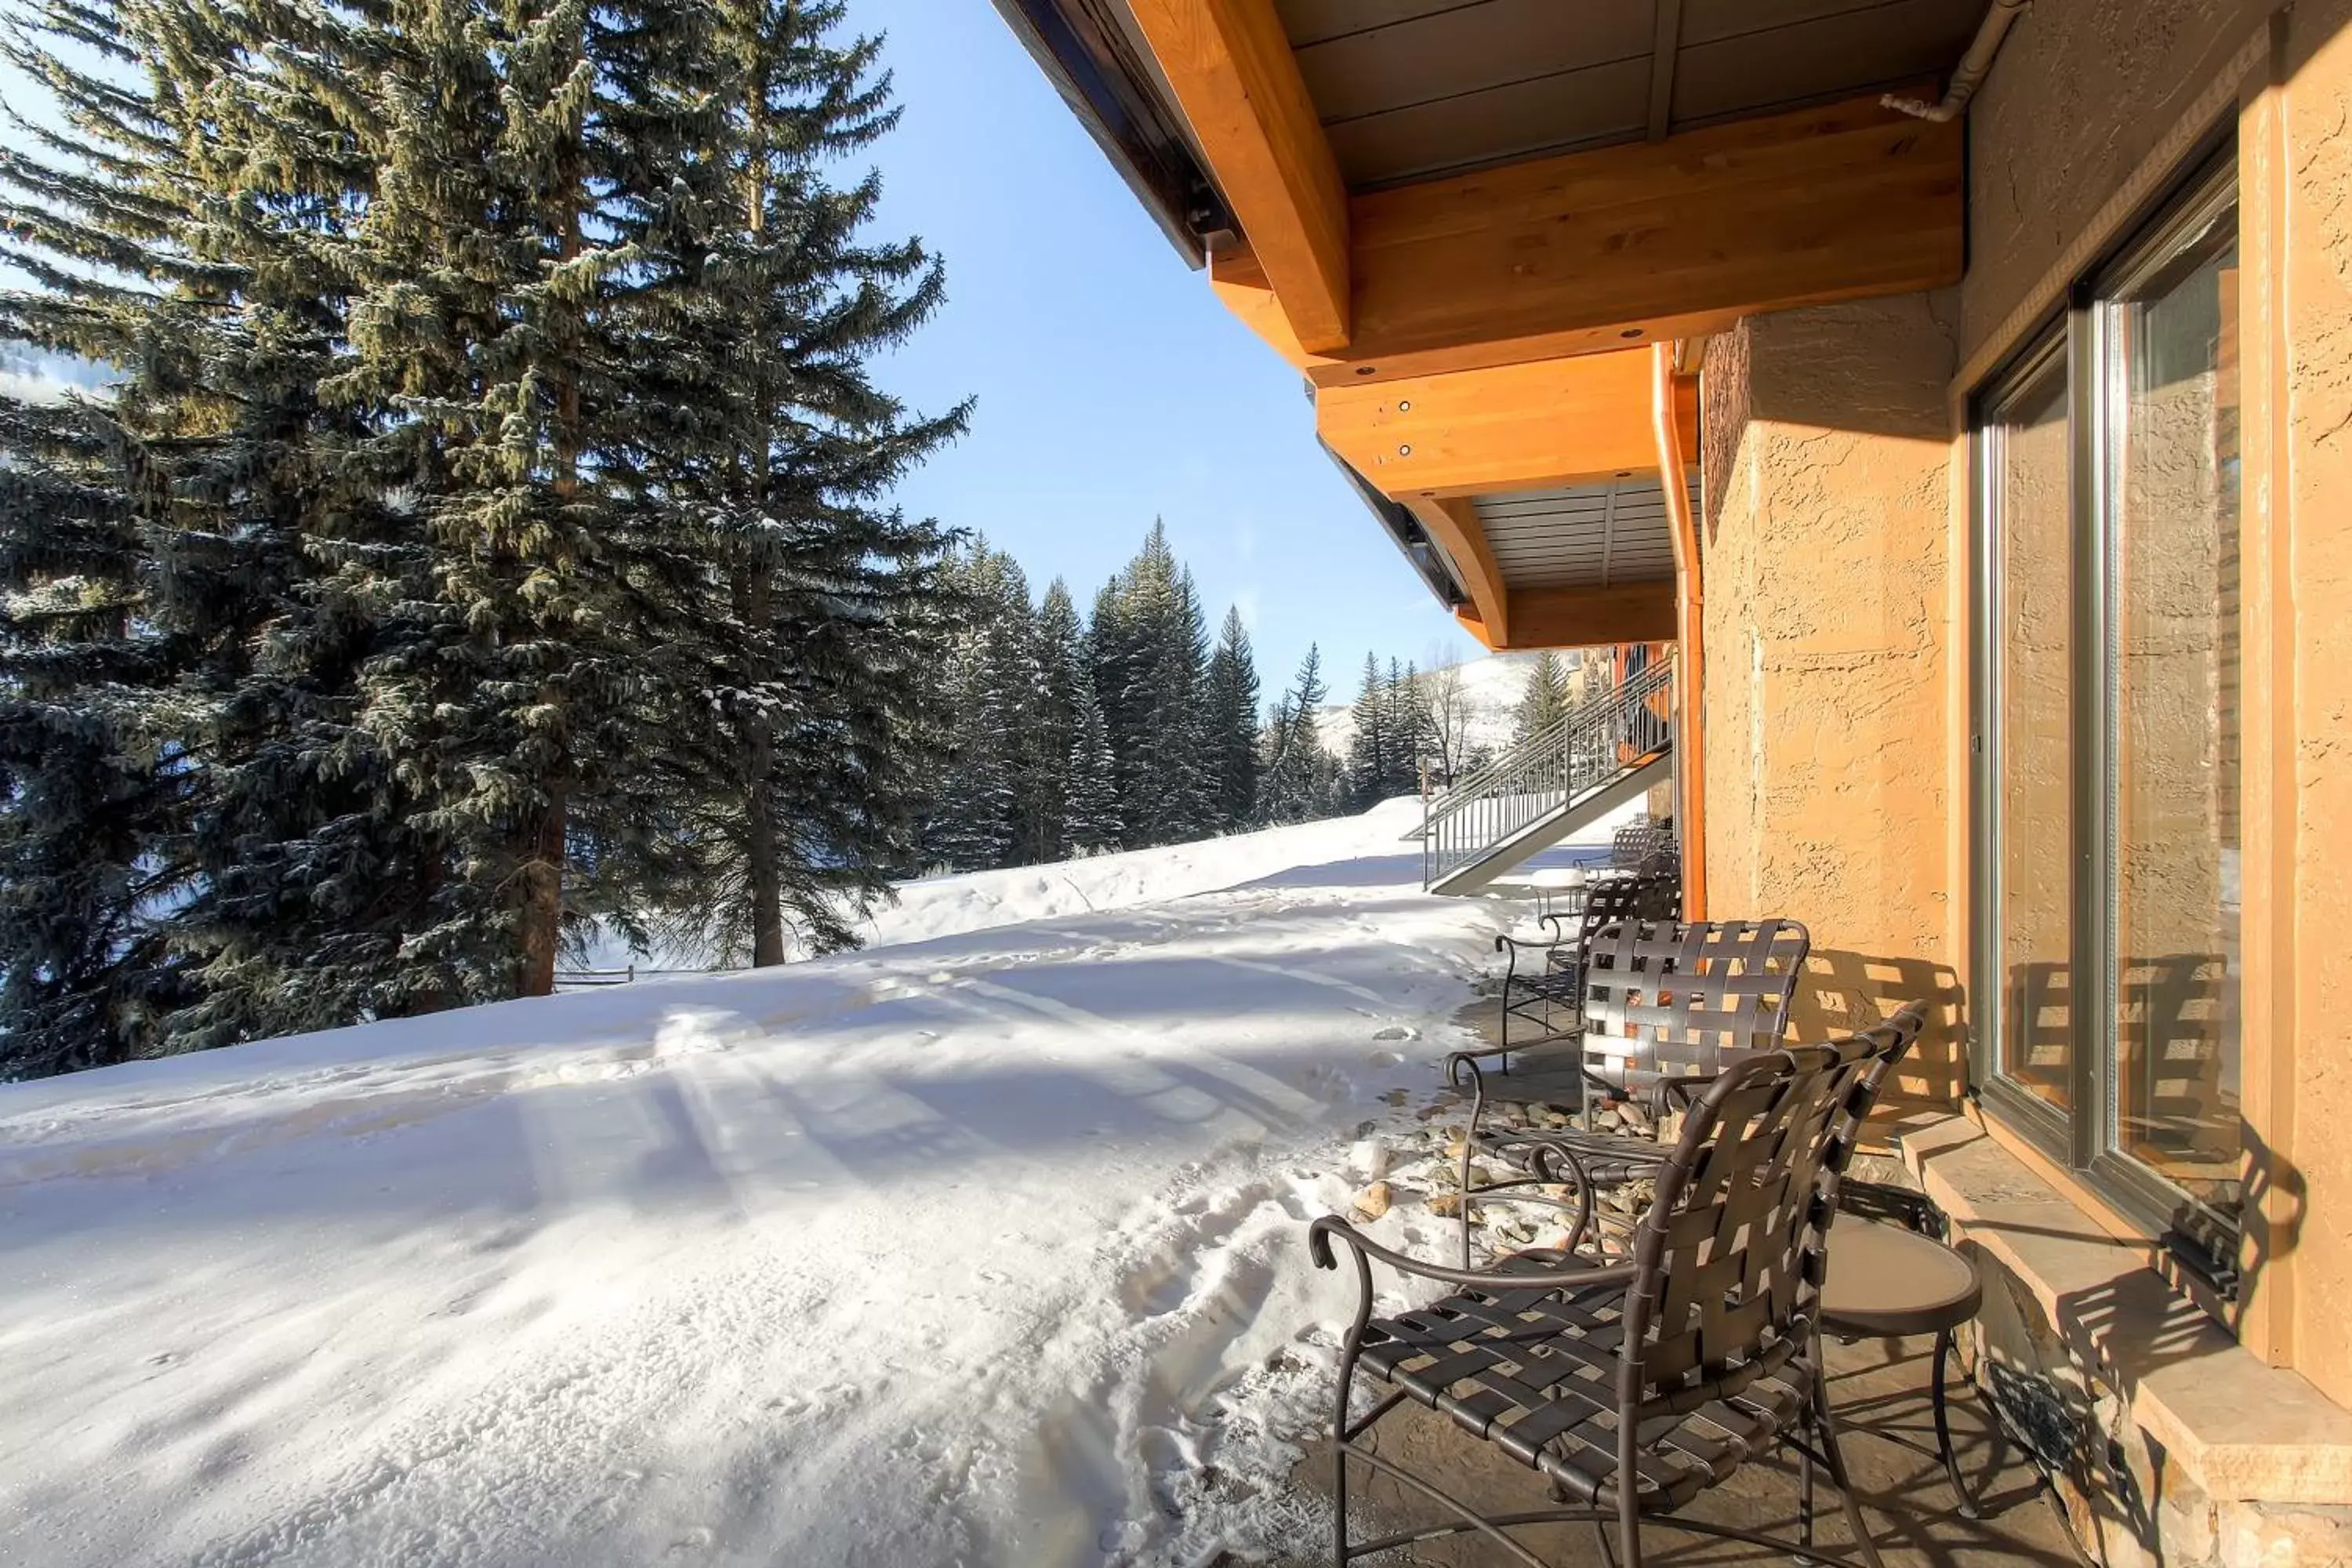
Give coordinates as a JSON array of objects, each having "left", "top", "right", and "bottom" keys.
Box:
[
  {"left": 1499, "top": 1124, "right": 1672, "bottom": 1188},
  {"left": 1465, "top": 1056, "right": 1590, "bottom": 1109},
  {"left": 1517, "top": 958, "right": 1584, "bottom": 997},
  {"left": 1359, "top": 1263, "right": 1809, "bottom": 1513}
]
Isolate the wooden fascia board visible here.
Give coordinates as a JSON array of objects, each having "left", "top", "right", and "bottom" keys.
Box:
[
  {"left": 1128, "top": 0, "right": 1351, "bottom": 352},
  {"left": 1504, "top": 580, "right": 1679, "bottom": 649},
  {"left": 1207, "top": 89, "right": 1960, "bottom": 387},
  {"left": 1319, "top": 351, "right": 1693, "bottom": 499},
  {"left": 1404, "top": 496, "right": 1509, "bottom": 648}
]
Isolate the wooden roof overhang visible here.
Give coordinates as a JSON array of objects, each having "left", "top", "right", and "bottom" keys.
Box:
[{"left": 995, "top": 0, "right": 1974, "bottom": 648}]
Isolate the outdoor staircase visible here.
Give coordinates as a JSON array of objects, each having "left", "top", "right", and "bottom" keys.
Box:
[{"left": 1421, "top": 655, "right": 1675, "bottom": 895}]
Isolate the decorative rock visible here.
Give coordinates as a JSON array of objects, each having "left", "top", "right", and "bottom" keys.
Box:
[
  {"left": 1352, "top": 1181, "right": 1392, "bottom": 1222},
  {"left": 1428, "top": 1192, "right": 1464, "bottom": 1219}
]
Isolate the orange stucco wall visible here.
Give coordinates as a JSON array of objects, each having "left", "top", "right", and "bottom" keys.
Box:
[
  {"left": 1697, "top": 293, "right": 1961, "bottom": 1103},
  {"left": 2243, "top": 0, "right": 2352, "bottom": 1407},
  {"left": 1699, "top": 0, "right": 2352, "bottom": 1408}
]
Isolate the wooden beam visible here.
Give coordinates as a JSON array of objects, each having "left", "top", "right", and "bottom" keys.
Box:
[
  {"left": 1404, "top": 496, "right": 1510, "bottom": 648},
  {"left": 1128, "top": 0, "right": 1351, "bottom": 352},
  {"left": 1504, "top": 580, "right": 1679, "bottom": 649},
  {"left": 1652, "top": 343, "right": 1705, "bottom": 921},
  {"left": 1319, "top": 351, "right": 1695, "bottom": 499},
  {"left": 1207, "top": 89, "right": 1960, "bottom": 387}
]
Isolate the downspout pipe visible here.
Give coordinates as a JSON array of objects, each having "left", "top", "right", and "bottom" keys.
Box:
[
  {"left": 1651, "top": 343, "right": 1707, "bottom": 923},
  {"left": 1884, "top": 0, "right": 2027, "bottom": 122}
]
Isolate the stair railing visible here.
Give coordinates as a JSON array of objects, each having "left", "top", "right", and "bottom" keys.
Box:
[{"left": 1422, "top": 654, "right": 1675, "bottom": 887}]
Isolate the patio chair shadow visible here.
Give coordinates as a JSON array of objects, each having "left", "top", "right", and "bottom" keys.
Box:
[{"left": 1793, "top": 948, "right": 1967, "bottom": 1112}]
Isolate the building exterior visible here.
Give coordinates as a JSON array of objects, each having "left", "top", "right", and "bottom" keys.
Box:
[{"left": 993, "top": 1, "right": 2352, "bottom": 1560}]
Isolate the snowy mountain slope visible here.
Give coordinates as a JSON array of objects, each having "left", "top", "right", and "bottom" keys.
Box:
[
  {"left": 1314, "top": 650, "right": 1607, "bottom": 762},
  {"left": 0, "top": 800, "right": 1638, "bottom": 1568}
]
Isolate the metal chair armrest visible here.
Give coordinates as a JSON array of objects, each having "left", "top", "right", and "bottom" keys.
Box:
[{"left": 1309, "top": 1214, "right": 1636, "bottom": 1293}]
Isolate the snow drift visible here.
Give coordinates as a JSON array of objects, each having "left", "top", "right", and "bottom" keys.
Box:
[{"left": 0, "top": 798, "right": 1632, "bottom": 1567}]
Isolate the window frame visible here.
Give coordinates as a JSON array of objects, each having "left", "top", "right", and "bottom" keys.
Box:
[{"left": 1968, "top": 139, "right": 2244, "bottom": 1299}]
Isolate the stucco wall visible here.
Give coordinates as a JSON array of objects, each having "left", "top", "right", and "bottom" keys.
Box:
[
  {"left": 1961, "top": 0, "right": 2352, "bottom": 1413},
  {"left": 1698, "top": 292, "right": 1962, "bottom": 1104},
  {"left": 1962, "top": 0, "right": 2269, "bottom": 367},
  {"left": 2253, "top": 0, "right": 2352, "bottom": 1414}
]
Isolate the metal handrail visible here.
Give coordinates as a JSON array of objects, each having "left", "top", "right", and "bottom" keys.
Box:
[{"left": 1423, "top": 655, "right": 1675, "bottom": 886}]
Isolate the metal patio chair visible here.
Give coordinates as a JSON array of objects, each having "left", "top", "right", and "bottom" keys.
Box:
[
  {"left": 1448, "top": 916, "right": 1811, "bottom": 1266},
  {"left": 1488, "top": 871, "right": 1674, "bottom": 1065},
  {"left": 1311, "top": 1011, "right": 1925, "bottom": 1568},
  {"left": 1609, "top": 819, "right": 1668, "bottom": 871}
]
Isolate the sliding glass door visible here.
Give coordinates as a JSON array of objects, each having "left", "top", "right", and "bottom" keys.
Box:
[{"left": 1972, "top": 147, "right": 2244, "bottom": 1281}]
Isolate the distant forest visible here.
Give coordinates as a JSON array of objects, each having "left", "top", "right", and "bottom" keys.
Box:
[{"left": 924, "top": 521, "right": 1425, "bottom": 874}]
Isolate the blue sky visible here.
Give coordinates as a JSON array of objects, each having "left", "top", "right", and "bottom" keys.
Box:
[
  {"left": 858, "top": 0, "right": 1483, "bottom": 691},
  {"left": 0, "top": 2, "right": 1486, "bottom": 697}
]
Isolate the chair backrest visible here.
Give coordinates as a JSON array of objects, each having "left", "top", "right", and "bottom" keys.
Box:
[
  {"left": 1579, "top": 918, "right": 1813, "bottom": 1102},
  {"left": 1560, "top": 872, "right": 1666, "bottom": 953},
  {"left": 1610, "top": 820, "right": 1668, "bottom": 870},
  {"left": 1620, "top": 1005, "right": 1926, "bottom": 1414}
]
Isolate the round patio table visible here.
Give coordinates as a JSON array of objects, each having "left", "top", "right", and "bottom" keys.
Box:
[
  {"left": 1820, "top": 1217, "right": 1987, "bottom": 1518},
  {"left": 1523, "top": 865, "right": 1587, "bottom": 922}
]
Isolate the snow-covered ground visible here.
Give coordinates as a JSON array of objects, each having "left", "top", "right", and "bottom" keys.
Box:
[
  {"left": 0, "top": 799, "right": 1630, "bottom": 1568},
  {"left": 575, "top": 807, "right": 1442, "bottom": 973}
]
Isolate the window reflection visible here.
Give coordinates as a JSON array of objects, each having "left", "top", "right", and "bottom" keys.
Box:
[
  {"left": 2107, "top": 198, "right": 2242, "bottom": 1221},
  {"left": 1992, "top": 357, "right": 2074, "bottom": 1109}
]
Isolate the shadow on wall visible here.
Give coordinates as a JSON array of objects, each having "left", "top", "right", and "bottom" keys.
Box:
[{"left": 1793, "top": 948, "right": 1966, "bottom": 1112}]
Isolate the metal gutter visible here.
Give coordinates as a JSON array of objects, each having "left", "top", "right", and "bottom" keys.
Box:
[
  {"left": 1652, "top": 343, "right": 1707, "bottom": 922},
  {"left": 1317, "top": 437, "right": 1472, "bottom": 616},
  {"left": 987, "top": 0, "right": 1228, "bottom": 267}
]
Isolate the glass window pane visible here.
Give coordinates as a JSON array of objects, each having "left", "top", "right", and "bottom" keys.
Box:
[
  {"left": 2105, "top": 190, "right": 2242, "bottom": 1220},
  {"left": 1991, "top": 354, "right": 2075, "bottom": 1109}
]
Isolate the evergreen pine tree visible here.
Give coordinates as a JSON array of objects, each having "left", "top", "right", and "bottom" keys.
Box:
[
  {"left": 1091, "top": 521, "right": 1210, "bottom": 848},
  {"left": 1515, "top": 649, "right": 1570, "bottom": 741},
  {"left": 1021, "top": 579, "right": 1087, "bottom": 862},
  {"left": 1384, "top": 657, "right": 1426, "bottom": 797},
  {"left": 0, "top": 0, "right": 437, "bottom": 1067},
  {"left": 1063, "top": 674, "right": 1122, "bottom": 855},
  {"left": 1346, "top": 652, "right": 1391, "bottom": 809},
  {"left": 927, "top": 545, "right": 1032, "bottom": 871},
  {"left": 644, "top": 0, "right": 965, "bottom": 963},
  {"left": 1259, "top": 644, "right": 1331, "bottom": 824},
  {"left": 1202, "top": 606, "right": 1260, "bottom": 831}
]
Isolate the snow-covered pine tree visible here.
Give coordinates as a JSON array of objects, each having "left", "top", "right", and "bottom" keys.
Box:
[
  {"left": 0, "top": 0, "right": 432, "bottom": 1068},
  {"left": 303, "top": 0, "right": 622, "bottom": 1001},
  {"left": 926, "top": 545, "right": 1033, "bottom": 871},
  {"left": 1383, "top": 656, "right": 1427, "bottom": 797},
  {"left": 1346, "top": 652, "right": 1390, "bottom": 810},
  {"left": 1254, "top": 694, "right": 1294, "bottom": 826},
  {"left": 1086, "top": 569, "right": 1138, "bottom": 814},
  {"left": 1087, "top": 522, "right": 1210, "bottom": 848},
  {"left": 607, "top": 0, "right": 966, "bottom": 963},
  {"left": 1063, "top": 673, "right": 1122, "bottom": 857},
  {"left": 1020, "top": 580, "right": 1087, "bottom": 863},
  {"left": 0, "top": 2, "right": 201, "bottom": 1076},
  {"left": 1515, "top": 648, "right": 1570, "bottom": 741},
  {"left": 1258, "top": 644, "right": 1331, "bottom": 825},
  {"left": 1201, "top": 605, "right": 1259, "bottom": 831}
]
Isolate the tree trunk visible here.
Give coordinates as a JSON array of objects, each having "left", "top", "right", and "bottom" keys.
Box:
[
  {"left": 739, "top": 28, "right": 787, "bottom": 970},
  {"left": 522, "top": 84, "right": 586, "bottom": 1002},
  {"left": 519, "top": 787, "right": 565, "bottom": 996},
  {"left": 735, "top": 557, "right": 786, "bottom": 967},
  {"left": 745, "top": 762, "right": 785, "bottom": 967}
]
